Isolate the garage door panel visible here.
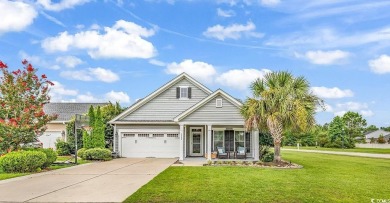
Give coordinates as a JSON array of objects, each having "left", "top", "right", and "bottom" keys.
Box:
[
  {"left": 121, "top": 131, "right": 179, "bottom": 158},
  {"left": 39, "top": 131, "right": 63, "bottom": 149}
]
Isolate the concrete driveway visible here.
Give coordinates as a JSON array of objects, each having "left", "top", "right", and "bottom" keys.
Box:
[{"left": 0, "top": 158, "right": 176, "bottom": 202}]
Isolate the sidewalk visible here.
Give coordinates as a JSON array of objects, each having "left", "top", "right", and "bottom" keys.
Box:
[{"left": 282, "top": 148, "right": 390, "bottom": 159}]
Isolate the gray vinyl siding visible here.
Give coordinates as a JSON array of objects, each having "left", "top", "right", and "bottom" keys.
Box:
[
  {"left": 115, "top": 124, "right": 179, "bottom": 131},
  {"left": 123, "top": 78, "right": 209, "bottom": 121},
  {"left": 181, "top": 95, "right": 245, "bottom": 123}
]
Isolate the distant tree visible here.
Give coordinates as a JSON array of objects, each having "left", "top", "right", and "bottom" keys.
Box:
[
  {"left": 0, "top": 60, "right": 57, "bottom": 152},
  {"left": 65, "top": 118, "right": 82, "bottom": 153},
  {"left": 388, "top": 137, "right": 390, "bottom": 144},
  {"left": 341, "top": 111, "right": 367, "bottom": 140},
  {"left": 377, "top": 135, "right": 386, "bottom": 144},
  {"left": 381, "top": 126, "right": 390, "bottom": 132},
  {"left": 364, "top": 125, "right": 378, "bottom": 133},
  {"left": 370, "top": 137, "right": 375, "bottom": 144},
  {"left": 328, "top": 116, "right": 345, "bottom": 142},
  {"left": 100, "top": 102, "right": 123, "bottom": 148}
]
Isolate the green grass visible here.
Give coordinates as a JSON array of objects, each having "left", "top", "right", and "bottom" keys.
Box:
[
  {"left": 125, "top": 151, "right": 390, "bottom": 203},
  {"left": 283, "top": 146, "right": 390, "bottom": 154},
  {"left": 0, "top": 156, "right": 90, "bottom": 181}
]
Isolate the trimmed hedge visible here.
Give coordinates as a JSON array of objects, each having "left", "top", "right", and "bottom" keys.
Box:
[
  {"left": 82, "top": 148, "right": 112, "bottom": 161},
  {"left": 77, "top": 148, "right": 87, "bottom": 159},
  {"left": 0, "top": 151, "right": 47, "bottom": 173},
  {"left": 23, "top": 148, "right": 57, "bottom": 168},
  {"left": 55, "top": 140, "right": 71, "bottom": 155}
]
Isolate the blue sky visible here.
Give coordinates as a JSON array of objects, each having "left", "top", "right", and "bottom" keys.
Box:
[{"left": 1, "top": 0, "right": 390, "bottom": 127}]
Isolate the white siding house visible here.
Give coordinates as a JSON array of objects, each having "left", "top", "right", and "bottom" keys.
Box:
[{"left": 109, "top": 73, "right": 260, "bottom": 161}]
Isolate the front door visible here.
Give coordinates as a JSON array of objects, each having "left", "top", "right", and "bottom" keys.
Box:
[{"left": 190, "top": 128, "right": 203, "bottom": 156}]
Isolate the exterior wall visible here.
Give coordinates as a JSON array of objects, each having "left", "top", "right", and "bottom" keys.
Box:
[
  {"left": 356, "top": 144, "right": 390, "bottom": 149},
  {"left": 123, "top": 78, "right": 209, "bottom": 121},
  {"left": 181, "top": 95, "right": 245, "bottom": 124},
  {"left": 46, "top": 123, "right": 66, "bottom": 132}
]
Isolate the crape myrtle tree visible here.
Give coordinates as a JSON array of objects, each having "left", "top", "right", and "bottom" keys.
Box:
[
  {"left": 0, "top": 60, "right": 57, "bottom": 152},
  {"left": 241, "top": 71, "right": 322, "bottom": 162}
]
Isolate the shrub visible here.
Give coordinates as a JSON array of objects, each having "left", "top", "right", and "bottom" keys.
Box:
[
  {"left": 261, "top": 152, "right": 274, "bottom": 162},
  {"left": 77, "top": 148, "right": 87, "bottom": 159},
  {"left": 83, "top": 148, "right": 112, "bottom": 161},
  {"left": 55, "top": 140, "right": 71, "bottom": 156},
  {"left": 0, "top": 151, "right": 46, "bottom": 173},
  {"left": 23, "top": 148, "right": 57, "bottom": 168}
]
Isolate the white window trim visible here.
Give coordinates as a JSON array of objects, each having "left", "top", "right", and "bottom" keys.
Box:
[
  {"left": 216, "top": 98, "right": 223, "bottom": 108},
  {"left": 213, "top": 130, "right": 224, "bottom": 151},
  {"left": 179, "top": 86, "right": 189, "bottom": 99}
]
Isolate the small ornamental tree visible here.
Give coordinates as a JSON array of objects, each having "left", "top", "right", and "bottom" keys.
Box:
[
  {"left": 0, "top": 60, "right": 57, "bottom": 152},
  {"left": 93, "top": 106, "right": 105, "bottom": 148},
  {"left": 377, "top": 134, "right": 386, "bottom": 144}
]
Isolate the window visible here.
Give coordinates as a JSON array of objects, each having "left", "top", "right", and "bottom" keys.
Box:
[
  {"left": 176, "top": 87, "right": 191, "bottom": 99},
  {"left": 138, "top": 134, "right": 149, "bottom": 137},
  {"left": 235, "top": 131, "right": 245, "bottom": 150},
  {"left": 123, "top": 133, "right": 135, "bottom": 137},
  {"left": 153, "top": 134, "right": 164, "bottom": 137},
  {"left": 180, "top": 87, "right": 188, "bottom": 98},
  {"left": 213, "top": 131, "right": 224, "bottom": 151},
  {"left": 216, "top": 99, "right": 223, "bottom": 108},
  {"left": 167, "top": 133, "right": 179, "bottom": 138}
]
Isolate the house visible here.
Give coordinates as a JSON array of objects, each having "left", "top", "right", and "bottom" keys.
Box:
[
  {"left": 109, "top": 73, "right": 260, "bottom": 161},
  {"left": 42, "top": 103, "right": 108, "bottom": 149},
  {"left": 364, "top": 129, "right": 390, "bottom": 143}
]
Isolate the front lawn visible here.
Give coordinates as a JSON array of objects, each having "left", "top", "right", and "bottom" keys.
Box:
[
  {"left": 126, "top": 151, "right": 390, "bottom": 202},
  {"left": 282, "top": 146, "right": 390, "bottom": 154},
  {"left": 0, "top": 156, "right": 90, "bottom": 181}
]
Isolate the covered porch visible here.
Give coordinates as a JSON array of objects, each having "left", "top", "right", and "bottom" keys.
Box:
[{"left": 178, "top": 123, "right": 259, "bottom": 161}]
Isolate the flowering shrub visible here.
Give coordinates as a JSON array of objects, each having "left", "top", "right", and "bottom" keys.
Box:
[{"left": 0, "top": 60, "right": 57, "bottom": 152}]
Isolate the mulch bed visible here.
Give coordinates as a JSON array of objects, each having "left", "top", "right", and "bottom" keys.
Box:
[{"left": 204, "top": 160, "right": 302, "bottom": 169}]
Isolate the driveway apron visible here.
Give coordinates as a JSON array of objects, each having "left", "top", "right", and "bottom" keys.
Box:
[{"left": 0, "top": 158, "right": 176, "bottom": 202}]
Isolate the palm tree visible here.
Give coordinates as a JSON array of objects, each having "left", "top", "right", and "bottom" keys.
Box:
[{"left": 241, "top": 71, "right": 323, "bottom": 162}]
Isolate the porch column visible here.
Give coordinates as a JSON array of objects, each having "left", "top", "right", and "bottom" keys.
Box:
[
  {"left": 253, "top": 130, "right": 259, "bottom": 161},
  {"left": 179, "top": 124, "right": 184, "bottom": 161},
  {"left": 207, "top": 124, "right": 212, "bottom": 160},
  {"left": 184, "top": 125, "right": 186, "bottom": 158}
]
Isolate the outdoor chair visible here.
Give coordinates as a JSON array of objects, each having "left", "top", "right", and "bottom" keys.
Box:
[
  {"left": 217, "top": 147, "right": 229, "bottom": 159},
  {"left": 235, "top": 146, "right": 246, "bottom": 159}
]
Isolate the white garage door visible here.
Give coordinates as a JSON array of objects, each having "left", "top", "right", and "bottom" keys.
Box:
[
  {"left": 121, "top": 131, "right": 180, "bottom": 158},
  {"left": 39, "top": 131, "right": 63, "bottom": 149}
]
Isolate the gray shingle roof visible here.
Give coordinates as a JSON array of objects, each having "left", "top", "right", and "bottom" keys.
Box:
[
  {"left": 365, "top": 129, "right": 390, "bottom": 139},
  {"left": 44, "top": 103, "right": 109, "bottom": 122}
]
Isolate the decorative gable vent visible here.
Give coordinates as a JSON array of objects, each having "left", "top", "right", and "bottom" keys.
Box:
[{"left": 216, "top": 98, "right": 223, "bottom": 108}]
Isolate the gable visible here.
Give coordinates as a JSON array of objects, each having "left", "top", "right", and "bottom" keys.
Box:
[
  {"left": 120, "top": 77, "right": 211, "bottom": 121},
  {"left": 177, "top": 92, "right": 244, "bottom": 124}
]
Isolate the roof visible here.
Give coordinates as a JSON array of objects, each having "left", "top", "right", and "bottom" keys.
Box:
[
  {"left": 109, "top": 73, "right": 213, "bottom": 124},
  {"left": 44, "top": 103, "right": 109, "bottom": 122},
  {"left": 365, "top": 129, "right": 390, "bottom": 139},
  {"left": 174, "top": 89, "right": 243, "bottom": 122}
]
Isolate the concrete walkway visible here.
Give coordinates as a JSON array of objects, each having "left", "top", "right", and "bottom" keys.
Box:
[
  {"left": 0, "top": 158, "right": 176, "bottom": 203},
  {"left": 282, "top": 148, "right": 390, "bottom": 159}
]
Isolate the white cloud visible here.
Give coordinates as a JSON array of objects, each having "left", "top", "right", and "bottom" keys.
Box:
[
  {"left": 266, "top": 27, "right": 390, "bottom": 49},
  {"left": 60, "top": 67, "right": 120, "bottom": 83},
  {"left": 0, "top": 1, "right": 37, "bottom": 34},
  {"left": 41, "top": 20, "right": 156, "bottom": 59},
  {"left": 296, "top": 50, "right": 351, "bottom": 65},
  {"left": 217, "top": 8, "right": 235, "bottom": 17},
  {"left": 165, "top": 59, "right": 217, "bottom": 84},
  {"left": 76, "top": 92, "right": 100, "bottom": 103},
  {"left": 316, "top": 103, "right": 333, "bottom": 113},
  {"left": 216, "top": 69, "right": 271, "bottom": 90},
  {"left": 334, "top": 102, "right": 374, "bottom": 117},
  {"left": 19, "top": 51, "right": 59, "bottom": 70},
  {"left": 37, "top": 0, "right": 90, "bottom": 11},
  {"left": 360, "top": 110, "right": 374, "bottom": 117},
  {"left": 203, "top": 21, "right": 264, "bottom": 41},
  {"left": 56, "top": 56, "right": 83, "bottom": 68},
  {"left": 49, "top": 81, "right": 78, "bottom": 102},
  {"left": 260, "top": 0, "right": 280, "bottom": 7},
  {"left": 369, "top": 54, "right": 390, "bottom": 74},
  {"left": 149, "top": 59, "right": 166, "bottom": 66},
  {"left": 336, "top": 102, "right": 368, "bottom": 111},
  {"left": 105, "top": 91, "right": 130, "bottom": 103},
  {"left": 311, "top": 87, "right": 354, "bottom": 99}
]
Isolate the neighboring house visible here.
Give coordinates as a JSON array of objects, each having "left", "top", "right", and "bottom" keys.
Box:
[
  {"left": 365, "top": 129, "right": 390, "bottom": 143},
  {"left": 42, "top": 103, "right": 108, "bottom": 149},
  {"left": 109, "top": 73, "right": 260, "bottom": 161}
]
